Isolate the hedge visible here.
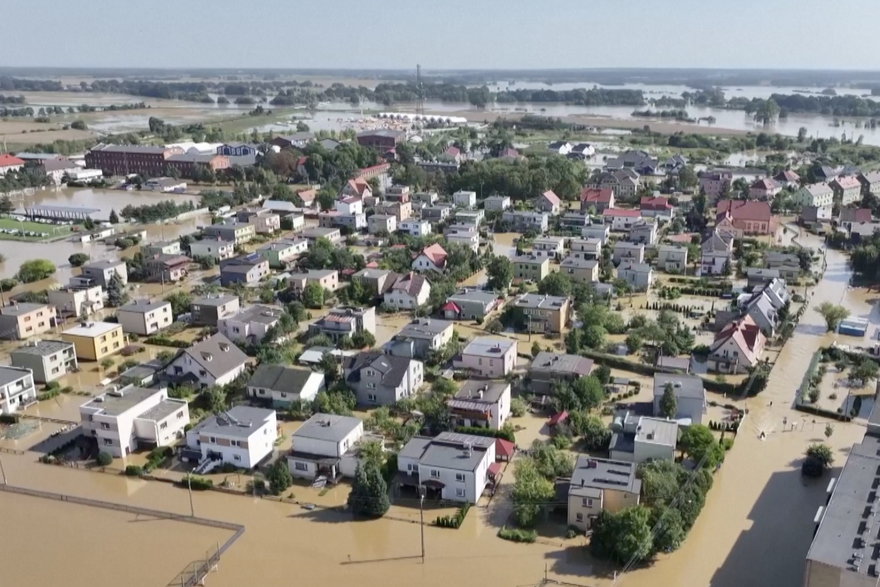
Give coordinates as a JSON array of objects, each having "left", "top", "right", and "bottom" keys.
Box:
[
  {"left": 144, "top": 335, "right": 190, "bottom": 348},
  {"left": 498, "top": 526, "right": 537, "bottom": 543},
  {"left": 124, "top": 465, "right": 144, "bottom": 476},
  {"left": 455, "top": 426, "right": 514, "bottom": 443},
  {"left": 179, "top": 476, "right": 213, "bottom": 491},
  {"left": 433, "top": 503, "right": 470, "bottom": 528},
  {"left": 0, "top": 414, "right": 18, "bottom": 424}
]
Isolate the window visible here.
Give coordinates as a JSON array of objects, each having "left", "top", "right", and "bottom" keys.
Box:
[
  {"left": 407, "top": 463, "right": 417, "bottom": 472},
  {"left": 177, "top": 411, "right": 184, "bottom": 419},
  {"left": 576, "top": 513, "right": 584, "bottom": 522},
  {"left": 294, "top": 461, "right": 309, "bottom": 471},
  {"left": 209, "top": 437, "right": 216, "bottom": 443},
  {"left": 582, "top": 498, "right": 593, "bottom": 507},
  {"left": 367, "top": 393, "right": 377, "bottom": 403},
  {"left": 160, "top": 422, "right": 168, "bottom": 430},
  {"left": 367, "top": 383, "right": 376, "bottom": 390},
  {"left": 366, "top": 369, "right": 375, "bottom": 377},
  {"left": 258, "top": 389, "right": 266, "bottom": 395},
  {"left": 233, "top": 454, "right": 241, "bottom": 462},
  {"left": 103, "top": 438, "right": 113, "bottom": 446},
  {"left": 430, "top": 469, "right": 440, "bottom": 478},
  {"left": 51, "top": 367, "right": 59, "bottom": 374},
  {"left": 455, "top": 473, "right": 465, "bottom": 482},
  {"left": 100, "top": 422, "right": 110, "bottom": 430},
  {"left": 231, "top": 440, "right": 241, "bottom": 447},
  {"left": 455, "top": 488, "right": 466, "bottom": 498}
]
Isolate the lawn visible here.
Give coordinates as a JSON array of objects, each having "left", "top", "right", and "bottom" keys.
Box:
[{"left": 0, "top": 217, "right": 72, "bottom": 241}]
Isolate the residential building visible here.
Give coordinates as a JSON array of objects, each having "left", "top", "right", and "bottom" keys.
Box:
[
  {"left": 606, "top": 150, "right": 658, "bottom": 174},
  {"left": 143, "top": 177, "right": 187, "bottom": 193},
  {"left": 116, "top": 299, "right": 173, "bottom": 336},
  {"left": 339, "top": 178, "right": 371, "bottom": 203},
  {"left": 143, "top": 254, "right": 190, "bottom": 284},
  {"left": 85, "top": 144, "right": 183, "bottom": 176},
  {"left": 413, "top": 191, "right": 439, "bottom": 205},
  {"left": 342, "top": 351, "right": 424, "bottom": 406},
  {"left": 581, "top": 224, "right": 610, "bottom": 243},
  {"left": 800, "top": 205, "right": 833, "bottom": 225},
  {"left": 560, "top": 212, "right": 590, "bottom": 229},
  {"left": 164, "top": 334, "right": 249, "bottom": 388},
  {"left": 184, "top": 407, "right": 277, "bottom": 470},
  {"left": 80, "top": 259, "right": 127, "bottom": 289},
  {"left": 271, "top": 132, "right": 314, "bottom": 148},
  {"left": 455, "top": 209, "right": 484, "bottom": 226},
  {"left": 773, "top": 169, "right": 800, "bottom": 188},
  {"left": 453, "top": 190, "right": 477, "bottom": 209},
  {"left": 548, "top": 141, "right": 573, "bottom": 155},
  {"left": 189, "top": 238, "right": 236, "bottom": 262},
  {"left": 453, "top": 337, "right": 517, "bottom": 378},
  {"left": 368, "top": 214, "right": 397, "bottom": 235},
  {"left": 513, "top": 293, "right": 570, "bottom": 334},
  {"left": 0, "top": 154, "right": 25, "bottom": 175},
  {"left": 613, "top": 241, "right": 645, "bottom": 264},
  {"left": 570, "top": 237, "right": 602, "bottom": 260},
  {"left": 443, "top": 289, "right": 501, "bottom": 321},
  {"left": 219, "top": 304, "right": 284, "bottom": 345},
  {"left": 716, "top": 200, "right": 777, "bottom": 237},
  {"left": 560, "top": 256, "right": 599, "bottom": 284},
  {"left": 699, "top": 170, "right": 733, "bottom": 200},
  {"left": 445, "top": 226, "right": 480, "bottom": 252},
  {"left": 237, "top": 209, "right": 281, "bottom": 235},
  {"left": 0, "top": 303, "right": 57, "bottom": 341},
  {"left": 749, "top": 178, "right": 781, "bottom": 200},
  {"left": 190, "top": 295, "right": 240, "bottom": 327},
  {"left": 530, "top": 352, "right": 595, "bottom": 394},
  {"left": 830, "top": 175, "right": 862, "bottom": 206},
  {"left": 10, "top": 339, "right": 77, "bottom": 384},
  {"left": 512, "top": 255, "right": 550, "bottom": 282},
  {"left": 700, "top": 228, "right": 735, "bottom": 276},
  {"left": 639, "top": 196, "right": 674, "bottom": 220},
  {"left": 839, "top": 208, "right": 873, "bottom": 231},
  {"left": 448, "top": 380, "right": 511, "bottom": 430},
  {"left": 376, "top": 199, "right": 413, "bottom": 223},
  {"left": 142, "top": 240, "right": 181, "bottom": 257},
  {"left": 384, "top": 272, "right": 430, "bottom": 311},
  {"left": 61, "top": 321, "right": 124, "bottom": 361},
  {"left": 653, "top": 374, "right": 706, "bottom": 424},
  {"left": 385, "top": 186, "right": 411, "bottom": 202},
  {"left": 609, "top": 415, "right": 678, "bottom": 464},
  {"left": 0, "top": 366, "right": 36, "bottom": 414},
  {"left": 628, "top": 219, "right": 658, "bottom": 245},
  {"left": 588, "top": 170, "right": 640, "bottom": 200},
  {"left": 746, "top": 268, "right": 781, "bottom": 289},
  {"left": 399, "top": 219, "right": 432, "bottom": 237},
  {"left": 388, "top": 318, "right": 454, "bottom": 360},
  {"left": 216, "top": 142, "right": 258, "bottom": 157},
  {"left": 396, "top": 432, "right": 496, "bottom": 503},
  {"left": 287, "top": 413, "right": 365, "bottom": 480},
  {"left": 617, "top": 262, "right": 654, "bottom": 292},
  {"left": 484, "top": 195, "right": 511, "bottom": 212},
  {"left": 657, "top": 245, "right": 688, "bottom": 272},
  {"left": 662, "top": 154, "right": 688, "bottom": 174},
  {"left": 744, "top": 289, "right": 780, "bottom": 337},
  {"left": 857, "top": 171, "right": 880, "bottom": 197},
  {"left": 603, "top": 208, "right": 642, "bottom": 231},
  {"left": 318, "top": 210, "right": 367, "bottom": 231},
  {"left": 287, "top": 269, "right": 339, "bottom": 293},
  {"left": 413, "top": 243, "right": 448, "bottom": 273},
  {"left": 79, "top": 385, "right": 189, "bottom": 457},
  {"left": 794, "top": 183, "right": 835, "bottom": 208},
  {"left": 219, "top": 254, "right": 270, "bottom": 286},
  {"left": 502, "top": 210, "right": 549, "bottom": 233},
  {"left": 247, "top": 364, "right": 325, "bottom": 408},
  {"left": 567, "top": 456, "right": 641, "bottom": 531},
  {"left": 357, "top": 129, "right": 405, "bottom": 149},
  {"left": 570, "top": 143, "right": 596, "bottom": 158},
  {"left": 308, "top": 306, "right": 376, "bottom": 343},
  {"left": 580, "top": 188, "right": 615, "bottom": 213},
  {"left": 257, "top": 239, "right": 308, "bottom": 268},
  {"left": 708, "top": 315, "right": 766, "bottom": 374},
  {"left": 203, "top": 222, "right": 256, "bottom": 245},
  {"left": 764, "top": 251, "right": 802, "bottom": 281},
  {"left": 421, "top": 205, "right": 452, "bottom": 223},
  {"left": 353, "top": 268, "right": 398, "bottom": 296},
  {"left": 535, "top": 190, "right": 562, "bottom": 214}
]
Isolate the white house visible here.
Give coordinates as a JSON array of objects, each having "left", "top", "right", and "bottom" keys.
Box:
[
  {"left": 0, "top": 366, "right": 36, "bottom": 414},
  {"left": 548, "top": 141, "right": 573, "bottom": 155},
  {"left": 79, "top": 385, "right": 189, "bottom": 458},
  {"left": 287, "top": 413, "right": 365, "bottom": 481},
  {"left": 399, "top": 219, "right": 432, "bottom": 237},
  {"left": 445, "top": 227, "right": 480, "bottom": 253},
  {"left": 397, "top": 432, "right": 496, "bottom": 503},
  {"left": 218, "top": 304, "right": 284, "bottom": 345},
  {"left": 335, "top": 196, "right": 363, "bottom": 216},
  {"left": 164, "top": 333, "right": 249, "bottom": 388},
  {"left": 383, "top": 272, "right": 430, "bottom": 311},
  {"left": 453, "top": 337, "right": 517, "bottom": 378},
  {"left": 116, "top": 299, "right": 173, "bottom": 336},
  {"left": 184, "top": 406, "right": 277, "bottom": 471},
  {"left": 609, "top": 414, "right": 677, "bottom": 464},
  {"left": 531, "top": 236, "right": 565, "bottom": 259},
  {"left": 484, "top": 195, "right": 511, "bottom": 212},
  {"left": 452, "top": 190, "right": 477, "bottom": 209},
  {"left": 190, "top": 238, "right": 236, "bottom": 262},
  {"left": 603, "top": 208, "right": 643, "bottom": 231},
  {"left": 412, "top": 244, "right": 448, "bottom": 273},
  {"left": 247, "top": 364, "right": 325, "bottom": 408},
  {"left": 448, "top": 380, "right": 511, "bottom": 430},
  {"left": 653, "top": 374, "right": 706, "bottom": 425},
  {"left": 794, "top": 183, "right": 834, "bottom": 208}
]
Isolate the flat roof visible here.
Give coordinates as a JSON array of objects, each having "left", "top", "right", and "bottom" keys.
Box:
[
  {"left": 462, "top": 337, "right": 516, "bottom": 358},
  {"left": 293, "top": 413, "right": 362, "bottom": 442},
  {"left": 635, "top": 417, "right": 678, "bottom": 447},
  {"left": 137, "top": 399, "right": 185, "bottom": 421},
  {"left": 397, "top": 318, "right": 454, "bottom": 339},
  {"left": 119, "top": 299, "right": 170, "bottom": 314},
  {"left": 10, "top": 339, "right": 73, "bottom": 357},
  {"left": 0, "top": 366, "right": 33, "bottom": 388},
  {"left": 570, "top": 455, "right": 641, "bottom": 494},
  {"left": 409, "top": 432, "right": 494, "bottom": 472},
  {"left": 653, "top": 374, "right": 705, "bottom": 400},
  {"left": 63, "top": 321, "right": 120, "bottom": 338},
  {"left": 0, "top": 302, "right": 51, "bottom": 316},
  {"left": 227, "top": 304, "right": 283, "bottom": 325},
  {"left": 452, "top": 380, "right": 509, "bottom": 404},
  {"left": 82, "top": 387, "right": 159, "bottom": 417},
  {"left": 194, "top": 406, "right": 274, "bottom": 439},
  {"left": 514, "top": 293, "right": 568, "bottom": 310},
  {"left": 193, "top": 295, "right": 238, "bottom": 307}
]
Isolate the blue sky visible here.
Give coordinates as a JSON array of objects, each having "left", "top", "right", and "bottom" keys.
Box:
[{"left": 3, "top": 0, "right": 879, "bottom": 70}]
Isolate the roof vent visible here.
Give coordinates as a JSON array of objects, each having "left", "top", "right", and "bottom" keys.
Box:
[{"left": 202, "top": 352, "right": 213, "bottom": 362}]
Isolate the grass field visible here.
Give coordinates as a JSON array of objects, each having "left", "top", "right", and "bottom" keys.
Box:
[{"left": 0, "top": 217, "right": 72, "bottom": 241}]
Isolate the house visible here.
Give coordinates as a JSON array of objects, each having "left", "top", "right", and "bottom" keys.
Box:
[
  {"left": 657, "top": 245, "right": 688, "bottom": 272},
  {"left": 484, "top": 195, "right": 511, "bottom": 212},
  {"left": 189, "top": 295, "right": 239, "bottom": 328},
  {"left": 560, "top": 256, "right": 599, "bottom": 284},
  {"left": 548, "top": 141, "right": 573, "bottom": 155},
  {"left": 382, "top": 272, "right": 429, "bottom": 311},
  {"left": 184, "top": 407, "right": 277, "bottom": 470},
  {"left": 301, "top": 227, "right": 342, "bottom": 244},
  {"left": 342, "top": 351, "right": 424, "bottom": 406},
  {"left": 443, "top": 289, "right": 501, "bottom": 321},
  {"left": 445, "top": 226, "right": 480, "bottom": 252},
  {"left": 588, "top": 170, "right": 640, "bottom": 200},
  {"left": 287, "top": 413, "right": 366, "bottom": 480},
  {"left": 453, "top": 337, "right": 517, "bottom": 378},
  {"left": 247, "top": 364, "right": 325, "bottom": 407},
  {"left": 142, "top": 240, "right": 182, "bottom": 257},
  {"left": 0, "top": 365, "right": 36, "bottom": 414},
  {"left": 271, "top": 132, "right": 314, "bottom": 148},
  {"left": 580, "top": 188, "right": 616, "bottom": 213},
  {"left": 773, "top": 169, "right": 800, "bottom": 188},
  {"left": 708, "top": 315, "right": 766, "bottom": 374},
  {"left": 662, "top": 154, "right": 688, "bottom": 174},
  {"left": 388, "top": 318, "right": 454, "bottom": 360},
  {"left": 189, "top": 238, "right": 236, "bottom": 262},
  {"left": 535, "top": 190, "right": 562, "bottom": 214},
  {"left": 0, "top": 154, "right": 25, "bottom": 175},
  {"left": 830, "top": 175, "right": 863, "bottom": 206},
  {"left": 570, "top": 238, "right": 602, "bottom": 260},
  {"left": 116, "top": 299, "right": 173, "bottom": 336},
  {"left": 448, "top": 380, "right": 511, "bottom": 429},
  {"left": 454, "top": 209, "right": 484, "bottom": 226},
  {"left": 366, "top": 214, "right": 396, "bottom": 235},
  {"left": 513, "top": 293, "right": 570, "bottom": 334},
  {"left": 439, "top": 146, "right": 465, "bottom": 164},
  {"left": 219, "top": 254, "right": 270, "bottom": 286},
  {"left": 512, "top": 255, "right": 550, "bottom": 282},
  {"left": 700, "top": 228, "right": 734, "bottom": 276},
  {"left": 653, "top": 374, "right": 706, "bottom": 424},
  {"left": 286, "top": 269, "right": 339, "bottom": 293},
  {"left": 609, "top": 415, "right": 678, "bottom": 464},
  {"left": 374, "top": 200, "right": 412, "bottom": 223},
  {"left": 498, "top": 147, "right": 521, "bottom": 162},
  {"left": 164, "top": 333, "right": 249, "bottom": 388},
  {"left": 603, "top": 208, "right": 642, "bottom": 231},
  {"left": 453, "top": 190, "right": 477, "bottom": 209},
  {"left": 501, "top": 210, "right": 549, "bottom": 233},
  {"left": 567, "top": 456, "right": 641, "bottom": 531},
  {"left": 80, "top": 259, "right": 127, "bottom": 289},
  {"left": 397, "top": 219, "right": 431, "bottom": 238},
  {"left": 413, "top": 191, "right": 439, "bottom": 205},
  {"left": 143, "top": 254, "right": 190, "bottom": 284},
  {"left": 340, "top": 178, "right": 372, "bottom": 202},
  {"left": 308, "top": 306, "right": 376, "bottom": 343},
  {"left": 236, "top": 209, "right": 281, "bottom": 235},
  {"left": 839, "top": 208, "right": 873, "bottom": 231},
  {"left": 385, "top": 186, "right": 411, "bottom": 202},
  {"left": 617, "top": 263, "right": 654, "bottom": 292},
  {"left": 48, "top": 283, "right": 104, "bottom": 319},
  {"left": 318, "top": 210, "right": 367, "bottom": 231},
  {"left": 217, "top": 142, "right": 258, "bottom": 157},
  {"left": 164, "top": 153, "right": 231, "bottom": 178},
  {"left": 628, "top": 219, "right": 658, "bottom": 245},
  {"left": 639, "top": 196, "right": 674, "bottom": 220},
  {"left": 257, "top": 239, "right": 308, "bottom": 269},
  {"left": 699, "top": 170, "right": 733, "bottom": 200},
  {"left": 744, "top": 290, "right": 780, "bottom": 337},
  {"left": 531, "top": 236, "right": 565, "bottom": 259},
  {"left": 612, "top": 241, "right": 645, "bottom": 264},
  {"left": 560, "top": 212, "right": 590, "bottom": 229},
  {"left": 794, "top": 183, "right": 834, "bottom": 208},
  {"left": 749, "top": 178, "right": 781, "bottom": 200},
  {"left": 357, "top": 129, "right": 405, "bottom": 149},
  {"left": 799, "top": 205, "right": 833, "bottom": 225},
  {"left": 529, "top": 352, "right": 594, "bottom": 395},
  {"left": 606, "top": 150, "right": 658, "bottom": 174},
  {"left": 203, "top": 222, "right": 256, "bottom": 245},
  {"left": 716, "top": 200, "right": 776, "bottom": 237},
  {"left": 760, "top": 278, "right": 791, "bottom": 310},
  {"left": 397, "top": 432, "right": 496, "bottom": 503},
  {"left": 412, "top": 243, "right": 448, "bottom": 273},
  {"left": 61, "top": 321, "right": 124, "bottom": 361},
  {"left": 0, "top": 303, "right": 57, "bottom": 341},
  {"left": 858, "top": 171, "right": 880, "bottom": 197},
  {"left": 10, "top": 339, "right": 77, "bottom": 384},
  {"left": 570, "top": 143, "right": 595, "bottom": 158},
  {"left": 581, "top": 223, "right": 610, "bottom": 243},
  {"left": 79, "top": 385, "right": 189, "bottom": 457},
  {"left": 421, "top": 205, "right": 452, "bottom": 223},
  {"left": 746, "top": 267, "right": 781, "bottom": 288},
  {"left": 219, "top": 304, "right": 283, "bottom": 345},
  {"left": 764, "top": 251, "right": 802, "bottom": 281},
  {"left": 353, "top": 268, "right": 398, "bottom": 296}
]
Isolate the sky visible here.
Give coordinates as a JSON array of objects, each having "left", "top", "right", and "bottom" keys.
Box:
[{"left": 4, "top": 0, "right": 880, "bottom": 71}]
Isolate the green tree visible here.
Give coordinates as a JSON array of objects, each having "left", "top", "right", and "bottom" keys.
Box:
[
  {"left": 100, "top": 357, "right": 115, "bottom": 372},
  {"left": 582, "top": 324, "right": 606, "bottom": 349},
  {"left": 625, "top": 331, "right": 643, "bottom": 354},
  {"left": 528, "top": 439, "right": 574, "bottom": 479},
  {"left": 68, "top": 253, "right": 90, "bottom": 267},
  {"left": 565, "top": 328, "right": 582, "bottom": 354},
  {"left": 651, "top": 506, "right": 686, "bottom": 553},
  {"left": 572, "top": 375, "right": 604, "bottom": 410},
  {"left": 106, "top": 272, "right": 129, "bottom": 307},
  {"left": 678, "top": 165, "right": 697, "bottom": 189},
  {"left": 318, "top": 354, "right": 340, "bottom": 385},
  {"left": 805, "top": 443, "right": 834, "bottom": 468},
  {"left": 351, "top": 329, "right": 376, "bottom": 349},
  {"left": 486, "top": 255, "right": 513, "bottom": 291},
  {"left": 267, "top": 459, "right": 293, "bottom": 495},
  {"left": 16, "top": 259, "right": 56, "bottom": 283},
  {"left": 570, "top": 412, "right": 612, "bottom": 451},
  {"left": 348, "top": 462, "right": 390, "bottom": 517},
  {"left": 96, "top": 451, "right": 113, "bottom": 466},
  {"left": 164, "top": 291, "right": 192, "bottom": 320},
  {"left": 591, "top": 505, "right": 654, "bottom": 563},
  {"left": 659, "top": 383, "right": 677, "bottom": 419},
  {"left": 815, "top": 302, "right": 850, "bottom": 332},
  {"left": 0, "top": 196, "right": 15, "bottom": 214},
  {"left": 538, "top": 272, "right": 572, "bottom": 296},
  {"left": 850, "top": 358, "right": 879, "bottom": 386},
  {"left": 594, "top": 364, "right": 612, "bottom": 385},
  {"left": 511, "top": 458, "right": 555, "bottom": 527},
  {"left": 680, "top": 424, "right": 723, "bottom": 469},
  {"left": 531, "top": 341, "right": 542, "bottom": 358},
  {"left": 486, "top": 319, "right": 503, "bottom": 334},
  {"left": 824, "top": 423, "right": 834, "bottom": 439},
  {"left": 108, "top": 209, "right": 120, "bottom": 224},
  {"left": 301, "top": 282, "right": 325, "bottom": 309}
]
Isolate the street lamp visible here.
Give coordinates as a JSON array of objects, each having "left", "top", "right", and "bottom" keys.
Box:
[{"left": 418, "top": 485, "right": 426, "bottom": 562}]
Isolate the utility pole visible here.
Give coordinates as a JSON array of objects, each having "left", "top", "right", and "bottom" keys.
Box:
[
  {"left": 0, "top": 453, "right": 7, "bottom": 485},
  {"left": 418, "top": 485, "right": 426, "bottom": 563},
  {"left": 187, "top": 471, "right": 195, "bottom": 517}
]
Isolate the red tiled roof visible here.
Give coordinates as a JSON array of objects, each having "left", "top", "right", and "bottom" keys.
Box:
[
  {"left": 296, "top": 156, "right": 307, "bottom": 166},
  {"left": 297, "top": 189, "right": 316, "bottom": 202},
  {"left": 419, "top": 243, "right": 448, "bottom": 267},
  {"left": 716, "top": 200, "right": 772, "bottom": 222},
  {"left": 774, "top": 169, "right": 800, "bottom": 182},
  {"left": 639, "top": 196, "right": 671, "bottom": 211},
  {"left": 441, "top": 301, "right": 460, "bottom": 313},
  {"left": 541, "top": 190, "right": 561, "bottom": 206},
  {"left": 488, "top": 462, "right": 502, "bottom": 477},
  {"left": 0, "top": 154, "right": 25, "bottom": 168},
  {"left": 365, "top": 261, "right": 379, "bottom": 268},
  {"left": 711, "top": 315, "right": 764, "bottom": 365},
  {"left": 344, "top": 178, "right": 370, "bottom": 197},
  {"left": 548, "top": 411, "right": 569, "bottom": 426},
  {"left": 603, "top": 208, "right": 641, "bottom": 218},
  {"left": 445, "top": 146, "right": 460, "bottom": 156},
  {"left": 581, "top": 187, "right": 614, "bottom": 203},
  {"left": 750, "top": 178, "right": 778, "bottom": 191},
  {"left": 495, "top": 438, "right": 515, "bottom": 458}
]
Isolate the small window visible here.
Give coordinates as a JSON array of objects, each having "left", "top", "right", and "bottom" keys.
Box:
[
  {"left": 430, "top": 469, "right": 440, "bottom": 478},
  {"left": 367, "top": 393, "right": 377, "bottom": 403},
  {"left": 160, "top": 422, "right": 168, "bottom": 430},
  {"left": 367, "top": 383, "right": 376, "bottom": 390},
  {"left": 582, "top": 498, "right": 593, "bottom": 507},
  {"left": 209, "top": 437, "right": 216, "bottom": 443},
  {"left": 455, "top": 488, "right": 466, "bottom": 498},
  {"left": 100, "top": 422, "right": 110, "bottom": 430},
  {"left": 103, "top": 438, "right": 113, "bottom": 446},
  {"left": 576, "top": 513, "right": 584, "bottom": 522},
  {"left": 455, "top": 473, "right": 465, "bottom": 482},
  {"left": 177, "top": 411, "right": 184, "bottom": 419},
  {"left": 294, "top": 461, "right": 309, "bottom": 471},
  {"left": 233, "top": 454, "right": 241, "bottom": 461}
]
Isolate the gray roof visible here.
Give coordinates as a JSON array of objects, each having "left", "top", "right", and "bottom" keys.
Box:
[
  {"left": 93, "top": 144, "right": 170, "bottom": 154},
  {"left": 10, "top": 339, "right": 73, "bottom": 357},
  {"left": 764, "top": 251, "right": 799, "bottom": 265},
  {"left": 570, "top": 455, "right": 641, "bottom": 494},
  {"left": 747, "top": 268, "right": 781, "bottom": 279},
  {"left": 194, "top": 406, "right": 275, "bottom": 439},
  {"left": 227, "top": 305, "right": 283, "bottom": 325},
  {"left": 258, "top": 240, "right": 304, "bottom": 253},
  {"left": 248, "top": 364, "right": 320, "bottom": 395},
  {"left": 357, "top": 129, "right": 405, "bottom": 139},
  {"left": 82, "top": 386, "right": 158, "bottom": 417},
  {"left": 293, "top": 413, "right": 362, "bottom": 442},
  {"left": 343, "top": 351, "right": 411, "bottom": 387},
  {"left": 452, "top": 380, "right": 509, "bottom": 404},
  {"left": 512, "top": 254, "right": 547, "bottom": 265},
  {"left": 138, "top": 399, "right": 185, "bottom": 422},
  {"left": 609, "top": 432, "right": 636, "bottom": 454},
  {"left": 396, "top": 318, "right": 454, "bottom": 340},
  {"left": 0, "top": 302, "right": 51, "bottom": 316},
  {"left": 635, "top": 417, "right": 678, "bottom": 447},
  {"left": 119, "top": 299, "right": 170, "bottom": 314},
  {"left": 530, "top": 352, "right": 594, "bottom": 377},
  {"left": 461, "top": 337, "right": 516, "bottom": 358},
  {"left": 193, "top": 295, "right": 238, "bottom": 307},
  {"left": 447, "top": 289, "right": 499, "bottom": 306},
  {"left": 702, "top": 229, "right": 735, "bottom": 253},
  {"left": 514, "top": 293, "right": 569, "bottom": 310},
  {"left": 618, "top": 263, "right": 652, "bottom": 274},
  {"left": 403, "top": 432, "right": 494, "bottom": 472},
  {"left": 804, "top": 182, "right": 834, "bottom": 196},
  {"left": 398, "top": 436, "right": 433, "bottom": 461},
  {"left": 0, "top": 365, "right": 33, "bottom": 387},
  {"left": 560, "top": 256, "right": 599, "bottom": 269},
  {"left": 178, "top": 334, "right": 248, "bottom": 380},
  {"left": 83, "top": 259, "right": 125, "bottom": 270},
  {"left": 653, "top": 374, "right": 705, "bottom": 400},
  {"left": 354, "top": 268, "right": 393, "bottom": 281},
  {"left": 613, "top": 241, "right": 644, "bottom": 251}
]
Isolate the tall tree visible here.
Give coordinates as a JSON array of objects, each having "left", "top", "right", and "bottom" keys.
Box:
[
  {"left": 348, "top": 462, "right": 390, "bottom": 517},
  {"left": 106, "top": 272, "right": 129, "bottom": 307},
  {"left": 659, "top": 383, "right": 677, "bottom": 419}
]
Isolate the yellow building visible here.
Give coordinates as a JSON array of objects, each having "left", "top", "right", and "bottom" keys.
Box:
[{"left": 61, "top": 321, "right": 125, "bottom": 361}]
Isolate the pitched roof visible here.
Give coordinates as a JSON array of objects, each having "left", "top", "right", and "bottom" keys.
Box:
[
  {"left": 702, "top": 228, "right": 735, "bottom": 253},
  {"left": 540, "top": 190, "right": 561, "bottom": 206},
  {"left": 830, "top": 175, "right": 861, "bottom": 190},
  {"left": 716, "top": 200, "right": 772, "bottom": 222},
  {"left": 711, "top": 315, "right": 763, "bottom": 364},
  {"left": 0, "top": 154, "right": 26, "bottom": 167},
  {"left": 178, "top": 334, "right": 248, "bottom": 381},
  {"left": 297, "top": 189, "right": 317, "bottom": 202},
  {"left": 803, "top": 182, "right": 834, "bottom": 197},
  {"left": 344, "top": 178, "right": 370, "bottom": 196},
  {"left": 580, "top": 187, "right": 614, "bottom": 203},
  {"left": 343, "top": 351, "right": 412, "bottom": 387},
  {"left": 248, "top": 364, "right": 321, "bottom": 395},
  {"left": 390, "top": 272, "right": 428, "bottom": 297},
  {"left": 750, "top": 178, "right": 778, "bottom": 190},
  {"left": 840, "top": 208, "right": 872, "bottom": 223},
  {"left": 773, "top": 169, "right": 800, "bottom": 182},
  {"left": 418, "top": 243, "right": 447, "bottom": 268},
  {"left": 603, "top": 208, "right": 641, "bottom": 218},
  {"left": 639, "top": 196, "right": 671, "bottom": 211}
]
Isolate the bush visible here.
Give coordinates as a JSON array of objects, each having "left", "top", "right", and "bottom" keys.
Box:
[
  {"left": 184, "top": 476, "right": 214, "bottom": 490},
  {"left": 498, "top": 526, "right": 537, "bottom": 543},
  {"left": 510, "top": 396, "right": 528, "bottom": 417},
  {"left": 433, "top": 503, "right": 470, "bottom": 528},
  {"left": 95, "top": 451, "right": 113, "bottom": 466},
  {"left": 124, "top": 465, "right": 144, "bottom": 476},
  {"left": 144, "top": 335, "right": 190, "bottom": 348},
  {"left": 802, "top": 455, "right": 825, "bottom": 478}
]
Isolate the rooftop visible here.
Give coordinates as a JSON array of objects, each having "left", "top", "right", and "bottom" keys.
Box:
[
  {"left": 227, "top": 304, "right": 284, "bottom": 325},
  {"left": 461, "top": 337, "right": 516, "bottom": 358},
  {"left": 403, "top": 432, "right": 495, "bottom": 472},
  {"left": 514, "top": 293, "right": 569, "bottom": 310},
  {"left": 248, "top": 364, "right": 321, "bottom": 395},
  {"left": 138, "top": 399, "right": 186, "bottom": 422},
  {"left": 81, "top": 386, "right": 160, "bottom": 417},
  {"left": 119, "top": 299, "right": 170, "bottom": 314},
  {"left": 194, "top": 406, "right": 275, "bottom": 439},
  {"left": 193, "top": 294, "right": 239, "bottom": 307},
  {"left": 448, "top": 289, "right": 499, "bottom": 305},
  {"left": 0, "top": 365, "right": 33, "bottom": 387},
  {"left": 452, "top": 380, "right": 509, "bottom": 405},
  {"left": 343, "top": 351, "right": 411, "bottom": 387},
  {"left": 653, "top": 374, "right": 705, "bottom": 400},
  {"left": 293, "top": 413, "right": 362, "bottom": 442},
  {"left": 0, "top": 302, "right": 52, "bottom": 316},
  {"left": 635, "top": 417, "right": 679, "bottom": 446},
  {"left": 570, "top": 456, "right": 641, "bottom": 494},
  {"left": 178, "top": 334, "right": 248, "bottom": 380},
  {"left": 63, "top": 321, "right": 120, "bottom": 338},
  {"left": 9, "top": 339, "right": 73, "bottom": 357},
  {"left": 397, "top": 318, "right": 454, "bottom": 340},
  {"left": 531, "top": 352, "right": 594, "bottom": 376}
]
